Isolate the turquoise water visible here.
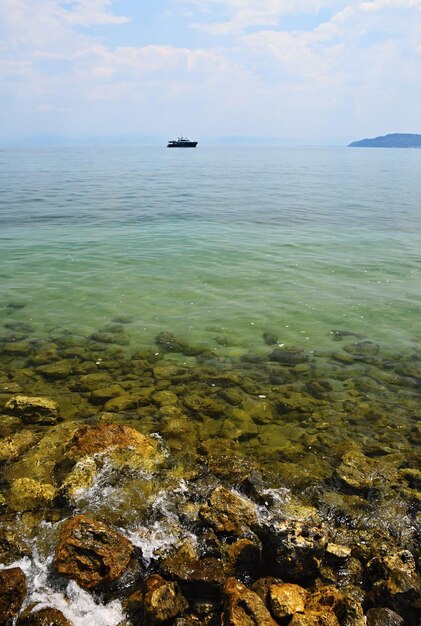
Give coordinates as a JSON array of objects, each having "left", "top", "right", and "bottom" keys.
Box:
[{"left": 1, "top": 145, "right": 420, "bottom": 354}]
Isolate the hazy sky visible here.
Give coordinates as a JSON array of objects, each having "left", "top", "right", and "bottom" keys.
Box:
[{"left": 1, "top": 0, "right": 420, "bottom": 143}]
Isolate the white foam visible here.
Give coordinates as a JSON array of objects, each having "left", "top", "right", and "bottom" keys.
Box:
[
  {"left": 126, "top": 479, "right": 198, "bottom": 564},
  {"left": 1, "top": 551, "right": 125, "bottom": 626}
]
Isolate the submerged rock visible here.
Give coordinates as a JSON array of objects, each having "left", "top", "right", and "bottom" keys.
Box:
[
  {"left": 344, "top": 341, "right": 379, "bottom": 356},
  {"left": 155, "top": 331, "right": 203, "bottom": 356},
  {"left": 0, "top": 414, "right": 22, "bottom": 438},
  {"left": 90, "top": 384, "right": 125, "bottom": 404},
  {"left": 262, "top": 332, "right": 279, "bottom": 346},
  {"left": 4, "top": 395, "right": 59, "bottom": 424},
  {"left": 58, "top": 423, "right": 164, "bottom": 505},
  {"left": 0, "top": 567, "right": 27, "bottom": 626},
  {"left": 75, "top": 372, "right": 113, "bottom": 391},
  {"left": 269, "top": 346, "right": 309, "bottom": 365},
  {"left": 54, "top": 514, "right": 134, "bottom": 589},
  {"left": 335, "top": 449, "right": 399, "bottom": 494},
  {"left": 66, "top": 423, "right": 159, "bottom": 463},
  {"left": 90, "top": 331, "right": 130, "bottom": 345},
  {"left": 0, "top": 430, "right": 38, "bottom": 462},
  {"left": 2, "top": 341, "right": 32, "bottom": 356},
  {"left": 37, "top": 360, "right": 73, "bottom": 380}
]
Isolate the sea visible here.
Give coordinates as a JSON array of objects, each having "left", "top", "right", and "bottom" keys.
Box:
[
  {"left": 0, "top": 145, "right": 420, "bottom": 624},
  {"left": 1, "top": 145, "right": 420, "bottom": 353}
]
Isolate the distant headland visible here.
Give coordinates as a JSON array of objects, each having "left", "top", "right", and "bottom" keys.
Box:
[{"left": 349, "top": 133, "right": 421, "bottom": 148}]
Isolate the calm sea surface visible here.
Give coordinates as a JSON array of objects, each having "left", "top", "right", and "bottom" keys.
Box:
[{"left": 1, "top": 145, "right": 420, "bottom": 354}]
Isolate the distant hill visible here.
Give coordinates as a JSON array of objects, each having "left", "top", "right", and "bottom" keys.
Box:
[{"left": 349, "top": 133, "right": 421, "bottom": 148}]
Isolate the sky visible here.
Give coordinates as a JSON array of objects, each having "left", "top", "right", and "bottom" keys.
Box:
[{"left": 0, "top": 0, "right": 420, "bottom": 144}]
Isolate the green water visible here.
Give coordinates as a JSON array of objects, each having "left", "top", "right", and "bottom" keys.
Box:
[{"left": 1, "top": 146, "right": 420, "bottom": 355}]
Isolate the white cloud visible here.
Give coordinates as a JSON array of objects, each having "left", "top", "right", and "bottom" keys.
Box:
[
  {"left": 0, "top": 0, "right": 130, "bottom": 50},
  {"left": 361, "top": 0, "right": 421, "bottom": 9},
  {"left": 243, "top": 29, "right": 343, "bottom": 83},
  {"left": 64, "top": 0, "right": 131, "bottom": 26},
  {"left": 182, "top": 0, "right": 342, "bottom": 33},
  {"left": 0, "top": 59, "right": 32, "bottom": 74}
]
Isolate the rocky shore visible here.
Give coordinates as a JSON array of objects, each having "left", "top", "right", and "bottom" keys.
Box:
[{"left": 0, "top": 316, "right": 420, "bottom": 624}]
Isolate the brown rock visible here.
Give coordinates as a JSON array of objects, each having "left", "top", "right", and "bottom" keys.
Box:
[
  {"left": 335, "top": 450, "right": 398, "bottom": 494},
  {"left": 223, "top": 577, "right": 278, "bottom": 626},
  {"left": 308, "top": 586, "right": 365, "bottom": 626},
  {"left": 263, "top": 519, "right": 328, "bottom": 582},
  {"left": 54, "top": 515, "right": 133, "bottom": 589},
  {"left": 66, "top": 423, "right": 156, "bottom": 461},
  {"left": 325, "top": 543, "right": 352, "bottom": 564},
  {"left": 0, "top": 567, "right": 27, "bottom": 626},
  {"left": 269, "top": 583, "right": 307, "bottom": 619},
  {"left": 16, "top": 606, "right": 72, "bottom": 626},
  {"left": 0, "top": 526, "right": 31, "bottom": 565},
  {"left": 366, "top": 608, "right": 404, "bottom": 626},
  {"left": 226, "top": 538, "right": 261, "bottom": 572},
  {"left": 124, "top": 589, "right": 144, "bottom": 623},
  {"left": 250, "top": 577, "right": 283, "bottom": 604},
  {"left": 4, "top": 395, "right": 59, "bottom": 425},
  {"left": 200, "top": 486, "right": 257, "bottom": 536},
  {"left": 366, "top": 550, "right": 421, "bottom": 615},
  {"left": 143, "top": 574, "right": 188, "bottom": 624},
  {"left": 289, "top": 610, "right": 340, "bottom": 626},
  {"left": 173, "top": 618, "right": 202, "bottom": 626},
  {"left": 160, "top": 542, "right": 225, "bottom": 597}
]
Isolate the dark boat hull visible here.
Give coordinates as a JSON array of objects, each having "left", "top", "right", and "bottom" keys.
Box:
[{"left": 167, "top": 141, "right": 198, "bottom": 148}]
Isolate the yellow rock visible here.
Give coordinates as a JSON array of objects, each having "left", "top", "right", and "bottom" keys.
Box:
[
  {"left": 9, "top": 478, "right": 56, "bottom": 511},
  {"left": 0, "top": 431, "right": 37, "bottom": 462},
  {"left": 3, "top": 422, "right": 79, "bottom": 484},
  {"left": 4, "top": 395, "right": 59, "bottom": 424}
]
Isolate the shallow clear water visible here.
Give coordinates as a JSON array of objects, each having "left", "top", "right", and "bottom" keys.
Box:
[{"left": 1, "top": 145, "right": 420, "bottom": 354}]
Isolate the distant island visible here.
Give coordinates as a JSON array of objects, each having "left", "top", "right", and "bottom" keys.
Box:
[{"left": 349, "top": 133, "right": 421, "bottom": 148}]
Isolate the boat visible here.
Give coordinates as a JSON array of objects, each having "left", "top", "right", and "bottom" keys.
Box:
[{"left": 167, "top": 136, "right": 198, "bottom": 148}]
